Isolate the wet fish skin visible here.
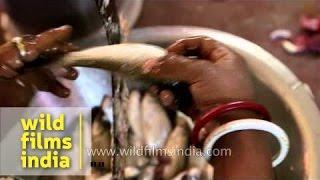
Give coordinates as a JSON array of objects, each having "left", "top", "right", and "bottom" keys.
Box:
[
  {"left": 172, "top": 167, "right": 202, "bottom": 180},
  {"left": 92, "top": 112, "right": 112, "bottom": 172},
  {"left": 141, "top": 93, "right": 172, "bottom": 150},
  {"left": 160, "top": 113, "right": 191, "bottom": 179},
  {"left": 127, "top": 90, "right": 144, "bottom": 139}
]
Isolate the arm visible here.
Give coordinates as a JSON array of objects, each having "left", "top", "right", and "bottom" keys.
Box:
[
  {"left": 142, "top": 36, "right": 273, "bottom": 179},
  {"left": 212, "top": 110, "right": 273, "bottom": 179}
]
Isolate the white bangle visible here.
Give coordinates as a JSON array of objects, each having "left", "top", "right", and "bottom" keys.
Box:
[{"left": 202, "top": 119, "right": 289, "bottom": 167}]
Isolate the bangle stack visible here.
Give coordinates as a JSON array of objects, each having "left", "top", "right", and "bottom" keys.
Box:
[{"left": 191, "top": 101, "right": 289, "bottom": 167}]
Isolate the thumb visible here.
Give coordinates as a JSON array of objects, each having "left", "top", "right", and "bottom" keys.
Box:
[{"left": 142, "top": 53, "right": 208, "bottom": 84}]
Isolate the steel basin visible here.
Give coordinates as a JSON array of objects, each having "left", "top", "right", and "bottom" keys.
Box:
[
  {"left": 128, "top": 26, "right": 320, "bottom": 180},
  {"left": 31, "top": 23, "right": 320, "bottom": 179}
]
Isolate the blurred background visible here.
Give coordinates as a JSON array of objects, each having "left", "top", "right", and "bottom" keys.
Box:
[{"left": 135, "top": 1, "right": 320, "bottom": 108}]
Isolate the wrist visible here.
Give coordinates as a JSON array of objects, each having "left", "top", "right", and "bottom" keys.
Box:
[
  {"left": 216, "top": 109, "right": 264, "bottom": 124},
  {"left": 200, "top": 94, "right": 256, "bottom": 115},
  {"left": 201, "top": 97, "right": 263, "bottom": 125},
  {"left": 192, "top": 101, "right": 270, "bottom": 146}
]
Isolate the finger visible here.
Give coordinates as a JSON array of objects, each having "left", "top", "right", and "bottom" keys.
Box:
[
  {"left": 35, "top": 25, "right": 73, "bottom": 51},
  {"left": 48, "top": 80, "right": 71, "bottom": 98},
  {"left": 43, "top": 42, "right": 78, "bottom": 56},
  {"left": 51, "top": 67, "right": 78, "bottom": 80},
  {"left": 148, "top": 85, "right": 160, "bottom": 95},
  {"left": 22, "top": 25, "right": 73, "bottom": 61},
  {"left": 63, "top": 67, "right": 78, "bottom": 80},
  {"left": 19, "top": 69, "right": 71, "bottom": 98},
  {"left": 167, "top": 36, "right": 234, "bottom": 63},
  {"left": 159, "top": 89, "right": 176, "bottom": 108},
  {"left": 61, "top": 42, "right": 78, "bottom": 52},
  {"left": 147, "top": 86, "right": 177, "bottom": 110},
  {"left": 142, "top": 53, "right": 210, "bottom": 83},
  {"left": 167, "top": 36, "right": 206, "bottom": 55},
  {"left": 64, "top": 67, "right": 79, "bottom": 80}
]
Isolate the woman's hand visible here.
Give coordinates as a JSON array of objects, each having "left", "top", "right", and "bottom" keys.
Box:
[
  {"left": 143, "top": 37, "right": 273, "bottom": 179},
  {"left": 0, "top": 25, "right": 78, "bottom": 106},
  {"left": 143, "top": 36, "right": 254, "bottom": 117}
]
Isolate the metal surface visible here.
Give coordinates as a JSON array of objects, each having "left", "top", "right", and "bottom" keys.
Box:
[
  {"left": 128, "top": 26, "right": 320, "bottom": 180},
  {"left": 29, "top": 13, "right": 320, "bottom": 177},
  {"left": 94, "top": 0, "right": 121, "bottom": 44},
  {"left": 135, "top": 1, "right": 320, "bottom": 108},
  {"left": 118, "top": 0, "right": 144, "bottom": 31},
  {"left": 30, "top": 0, "right": 143, "bottom": 108}
]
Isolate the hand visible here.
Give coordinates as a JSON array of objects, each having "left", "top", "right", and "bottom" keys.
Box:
[
  {"left": 0, "top": 25, "right": 78, "bottom": 106},
  {"left": 143, "top": 37, "right": 273, "bottom": 180},
  {"left": 143, "top": 36, "right": 254, "bottom": 118}
]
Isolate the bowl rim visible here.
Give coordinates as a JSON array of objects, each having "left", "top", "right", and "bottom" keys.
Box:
[{"left": 129, "top": 26, "right": 320, "bottom": 179}]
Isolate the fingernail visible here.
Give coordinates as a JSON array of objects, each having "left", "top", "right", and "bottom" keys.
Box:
[
  {"left": 50, "top": 82, "right": 70, "bottom": 98},
  {"left": 65, "top": 68, "right": 78, "bottom": 80},
  {"left": 142, "top": 58, "right": 158, "bottom": 74},
  {"left": 159, "top": 90, "right": 175, "bottom": 107},
  {"left": 148, "top": 85, "right": 159, "bottom": 95},
  {"left": 58, "top": 88, "right": 70, "bottom": 98}
]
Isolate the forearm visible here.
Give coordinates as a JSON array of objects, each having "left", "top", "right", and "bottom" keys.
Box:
[{"left": 210, "top": 110, "right": 274, "bottom": 180}]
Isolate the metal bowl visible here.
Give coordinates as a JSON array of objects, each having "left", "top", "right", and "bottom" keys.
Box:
[
  {"left": 30, "top": 20, "right": 320, "bottom": 179},
  {"left": 128, "top": 26, "right": 320, "bottom": 180}
]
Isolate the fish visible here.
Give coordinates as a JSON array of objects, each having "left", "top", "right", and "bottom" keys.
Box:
[
  {"left": 187, "top": 146, "right": 214, "bottom": 180},
  {"left": 52, "top": 43, "right": 166, "bottom": 78},
  {"left": 160, "top": 112, "right": 191, "bottom": 179},
  {"left": 127, "top": 90, "right": 144, "bottom": 140},
  {"left": 126, "top": 91, "right": 151, "bottom": 168},
  {"left": 97, "top": 166, "right": 140, "bottom": 180},
  {"left": 91, "top": 108, "right": 112, "bottom": 172},
  {"left": 96, "top": 173, "right": 112, "bottom": 180},
  {"left": 188, "top": 146, "right": 207, "bottom": 170},
  {"left": 140, "top": 165, "right": 156, "bottom": 180},
  {"left": 39, "top": 176, "right": 84, "bottom": 180},
  {"left": 201, "top": 164, "right": 214, "bottom": 180},
  {"left": 124, "top": 166, "right": 140, "bottom": 179},
  {"left": 141, "top": 93, "right": 172, "bottom": 150},
  {"left": 126, "top": 135, "right": 150, "bottom": 168},
  {"left": 172, "top": 168, "right": 202, "bottom": 180}
]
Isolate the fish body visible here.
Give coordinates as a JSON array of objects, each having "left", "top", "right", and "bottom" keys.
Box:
[
  {"left": 160, "top": 113, "right": 191, "bottom": 179},
  {"left": 141, "top": 93, "right": 172, "bottom": 150}
]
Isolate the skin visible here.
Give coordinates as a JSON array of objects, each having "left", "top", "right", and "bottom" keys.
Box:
[
  {"left": 0, "top": 25, "right": 78, "bottom": 106},
  {"left": 0, "top": 28, "right": 273, "bottom": 178},
  {"left": 143, "top": 36, "right": 273, "bottom": 179}
]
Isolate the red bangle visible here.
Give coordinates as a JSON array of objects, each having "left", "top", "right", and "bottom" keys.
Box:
[{"left": 191, "top": 101, "right": 271, "bottom": 147}]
